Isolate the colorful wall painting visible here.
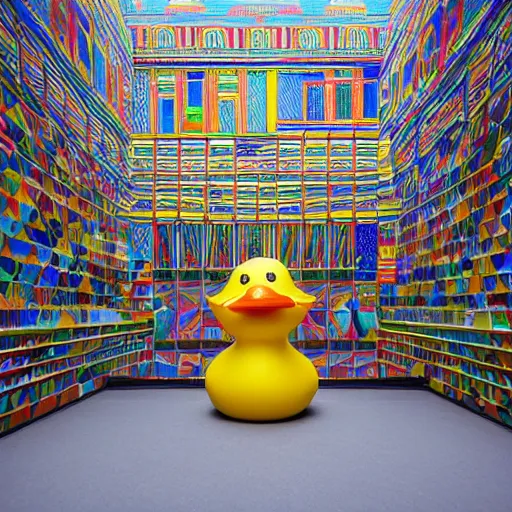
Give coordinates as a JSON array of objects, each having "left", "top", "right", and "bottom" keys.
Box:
[
  {"left": 125, "top": 0, "right": 390, "bottom": 379},
  {"left": 378, "top": 0, "right": 512, "bottom": 426},
  {"left": 5, "top": 0, "right": 509, "bottom": 433},
  {"left": 0, "top": 0, "right": 152, "bottom": 434}
]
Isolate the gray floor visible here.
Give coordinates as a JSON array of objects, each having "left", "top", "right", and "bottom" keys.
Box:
[{"left": 1, "top": 389, "right": 511, "bottom": 512}]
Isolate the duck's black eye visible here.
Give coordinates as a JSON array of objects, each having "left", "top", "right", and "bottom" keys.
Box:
[
  {"left": 240, "top": 274, "right": 250, "bottom": 285},
  {"left": 266, "top": 272, "right": 276, "bottom": 283}
]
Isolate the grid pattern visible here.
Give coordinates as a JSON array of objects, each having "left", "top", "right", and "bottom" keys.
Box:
[{"left": 129, "top": 135, "right": 381, "bottom": 378}]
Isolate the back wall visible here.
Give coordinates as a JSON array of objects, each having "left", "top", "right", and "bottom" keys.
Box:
[{"left": 124, "top": 3, "right": 392, "bottom": 379}]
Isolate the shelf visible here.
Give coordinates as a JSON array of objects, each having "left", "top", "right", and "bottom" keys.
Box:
[
  {"left": 381, "top": 338, "right": 512, "bottom": 372},
  {"left": 377, "top": 359, "right": 408, "bottom": 372},
  {"left": 381, "top": 306, "right": 469, "bottom": 311},
  {"left": 0, "top": 334, "right": 150, "bottom": 373},
  {"left": 387, "top": 273, "right": 506, "bottom": 284},
  {"left": 393, "top": 158, "right": 501, "bottom": 221},
  {"left": 0, "top": 378, "right": 103, "bottom": 420},
  {"left": 380, "top": 319, "right": 512, "bottom": 335},
  {"left": 0, "top": 367, "right": 77, "bottom": 395},
  {"left": 0, "top": 328, "right": 153, "bottom": 355},
  {"left": 429, "top": 378, "right": 504, "bottom": 409},
  {"left": 0, "top": 321, "right": 152, "bottom": 337},
  {"left": 379, "top": 349, "right": 512, "bottom": 390},
  {"left": 0, "top": 346, "right": 148, "bottom": 396},
  {"left": 0, "top": 402, "right": 31, "bottom": 420},
  {"left": 379, "top": 327, "right": 512, "bottom": 354},
  {"left": 397, "top": 191, "right": 504, "bottom": 239}
]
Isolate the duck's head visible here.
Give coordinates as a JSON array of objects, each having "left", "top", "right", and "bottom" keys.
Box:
[{"left": 206, "top": 257, "right": 316, "bottom": 341}]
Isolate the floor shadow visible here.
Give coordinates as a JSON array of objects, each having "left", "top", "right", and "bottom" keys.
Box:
[{"left": 208, "top": 405, "right": 321, "bottom": 424}]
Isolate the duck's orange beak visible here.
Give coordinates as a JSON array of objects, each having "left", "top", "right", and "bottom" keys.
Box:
[{"left": 227, "top": 286, "right": 295, "bottom": 312}]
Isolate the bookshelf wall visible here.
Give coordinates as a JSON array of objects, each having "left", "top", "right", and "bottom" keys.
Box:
[
  {"left": 0, "top": 0, "right": 152, "bottom": 434},
  {"left": 378, "top": 0, "right": 512, "bottom": 425}
]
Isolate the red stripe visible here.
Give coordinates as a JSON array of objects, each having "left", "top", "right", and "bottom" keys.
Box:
[{"left": 323, "top": 27, "right": 329, "bottom": 49}]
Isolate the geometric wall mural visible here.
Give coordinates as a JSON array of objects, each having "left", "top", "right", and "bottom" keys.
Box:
[{"left": 126, "top": 0, "right": 389, "bottom": 380}]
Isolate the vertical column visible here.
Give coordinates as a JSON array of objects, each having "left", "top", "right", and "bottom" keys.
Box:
[
  {"left": 151, "top": 138, "right": 158, "bottom": 373},
  {"left": 150, "top": 68, "right": 158, "bottom": 134},
  {"left": 205, "top": 71, "right": 219, "bottom": 133},
  {"left": 324, "top": 70, "right": 336, "bottom": 122},
  {"left": 438, "top": 2, "right": 448, "bottom": 71},
  {"left": 175, "top": 70, "right": 184, "bottom": 134},
  {"left": 327, "top": 137, "right": 332, "bottom": 219},
  {"left": 204, "top": 71, "right": 211, "bottom": 133},
  {"left": 233, "top": 138, "right": 238, "bottom": 223},
  {"left": 177, "top": 139, "right": 182, "bottom": 219},
  {"left": 204, "top": 138, "right": 209, "bottom": 222},
  {"left": 136, "top": 27, "right": 144, "bottom": 49},
  {"left": 238, "top": 69, "right": 248, "bottom": 134},
  {"left": 266, "top": 70, "right": 278, "bottom": 133},
  {"left": 352, "top": 69, "right": 364, "bottom": 120}
]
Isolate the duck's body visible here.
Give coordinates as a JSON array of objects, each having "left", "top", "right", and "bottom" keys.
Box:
[
  {"left": 206, "top": 338, "right": 318, "bottom": 421},
  {"left": 205, "top": 257, "right": 319, "bottom": 422}
]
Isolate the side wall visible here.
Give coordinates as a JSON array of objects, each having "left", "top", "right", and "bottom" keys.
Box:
[
  {"left": 0, "top": 0, "right": 152, "bottom": 434},
  {"left": 379, "top": 0, "right": 512, "bottom": 425}
]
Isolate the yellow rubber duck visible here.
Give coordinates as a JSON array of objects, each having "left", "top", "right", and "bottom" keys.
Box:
[{"left": 205, "top": 257, "right": 319, "bottom": 421}]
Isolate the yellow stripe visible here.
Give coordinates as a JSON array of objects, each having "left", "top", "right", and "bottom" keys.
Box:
[{"left": 266, "top": 70, "right": 278, "bottom": 133}]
